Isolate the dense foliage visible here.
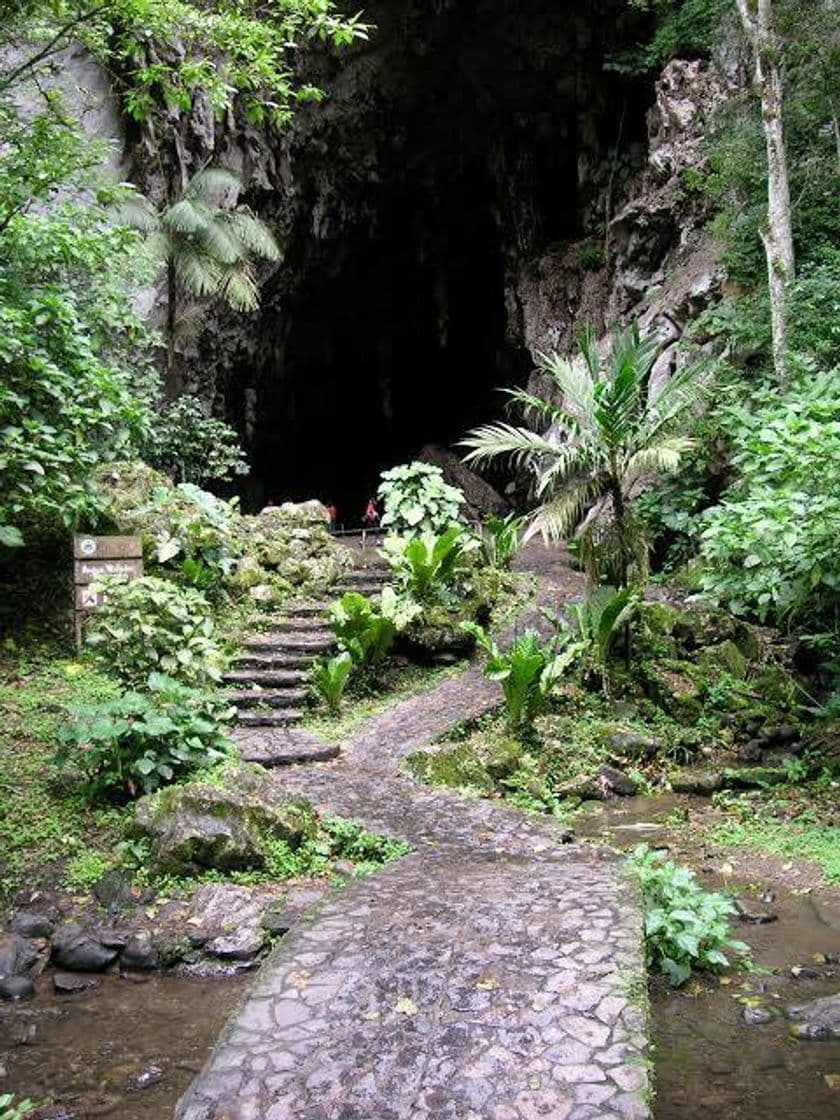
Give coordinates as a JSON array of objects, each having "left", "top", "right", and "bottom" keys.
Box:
[
  {"left": 142, "top": 396, "right": 249, "bottom": 485},
  {"left": 85, "top": 576, "right": 226, "bottom": 688},
  {"left": 377, "top": 462, "right": 466, "bottom": 535},
  {"left": 56, "top": 672, "right": 232, "bottom": 799}
]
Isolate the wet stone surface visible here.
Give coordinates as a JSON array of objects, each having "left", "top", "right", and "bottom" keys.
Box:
[{"left": 178, "top": 554, "right": 651, "bottom": 1119}]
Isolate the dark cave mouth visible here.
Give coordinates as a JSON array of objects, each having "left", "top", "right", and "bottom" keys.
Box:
[{"left": 240, "top": 0, "right": 652, "bottom": 520}]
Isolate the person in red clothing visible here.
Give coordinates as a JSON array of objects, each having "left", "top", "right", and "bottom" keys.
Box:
[
  {"left": 326, "top": 502, "right": 338, "bottom": 531},
  {"left": 363, "top": 497, "right": 379, "bottom": 528}
]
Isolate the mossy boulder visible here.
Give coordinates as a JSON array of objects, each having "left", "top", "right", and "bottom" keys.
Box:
[
  {"left": 406, "top": 733, "right": 523, "bottom": 791},
  {"left": 133, "top": 764, "right": 317, "bottom": 875},
  {"left": 696, "top": 639, "right": 748, "bottom": 681}
]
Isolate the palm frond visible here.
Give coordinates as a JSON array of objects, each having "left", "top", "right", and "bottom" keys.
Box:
[
  {"left": 220, "top": 210, "right": 282, "bottom": 261},
  {"left": 502, "top": 386, "right": 564, "bottom": 426},
  {"left": 220, "top": 265, "right": 259, "bottom": 311},
  {"left": 638, "top": 360, "right": 711, "bottom": 450},
  {"left": 624, "top": 437, "right": 694, "bottom": 483},
  {"left": 110, "top": 192, "right": 159, "bottom": 232},
  {"left": 174, "top": 249, "right": 223, "bottom": 297},
  {"left": 537, "top": 351, "right": 596, "bottom": 431},
  {"left": 194, "top": 218, "right": 241, "bottom": 266},
  {"left": 163, "top": 198, "right": 212, "bottom": 236},
  {"left": 186, "top": 166, "right": 242, "bottom": 204},
  {"left": 523, "top": 479, "right": 598, "bottom": 543},
  {"left": 460, "top": 423, "right": 564, "bottom": 470}
]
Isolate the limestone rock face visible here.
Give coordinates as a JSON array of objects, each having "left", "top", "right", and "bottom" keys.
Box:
[{"left": 134, "top": 764, "right": 317, "bottom": 874}]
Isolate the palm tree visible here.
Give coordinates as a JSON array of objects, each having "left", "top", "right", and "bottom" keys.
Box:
[
  {"left": 121, "top": 167, "right": 281, "bottom": 373},
  {"left": 461, "top": 325, "right": 708, "bottom": 587}
]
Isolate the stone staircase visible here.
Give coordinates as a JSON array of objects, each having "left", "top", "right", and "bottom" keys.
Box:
[
  {"left": 223, "top": 602, "right": 334, "bottom": 728},
  {"left": 223, "top": 558, "right": 393, "bottom": 729}
]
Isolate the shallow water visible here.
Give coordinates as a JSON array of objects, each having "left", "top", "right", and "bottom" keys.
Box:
[
  {"left": 0, "top": 971, "right": 249, "bottom": 1119},
  {"left": 579, "top": 795, "right": 840, "bottom": 1120}
]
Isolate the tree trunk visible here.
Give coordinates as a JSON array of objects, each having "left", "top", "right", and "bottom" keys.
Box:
[
  {"left": 166, "top": 257, "right": 177, "bottom": 383},
  {"left": 736, "top": 0, "right": 795, "bottom": 384},
  {"left": 609, "top": 477, "right": 629, "bottom": 589}
]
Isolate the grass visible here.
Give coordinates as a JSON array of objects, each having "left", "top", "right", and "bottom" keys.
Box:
[
  {"left": 0, "top": 639, "right": 127, "bottom": 907},
  {"left": 303, "top": 659, "right": 469, "bottom": 741},
  {"left": 711, "top": 815, "right": 840, "bottom": 884}
]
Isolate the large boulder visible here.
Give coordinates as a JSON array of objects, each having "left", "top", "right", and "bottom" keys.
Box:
[
  {"left": 133, "top": 764, "right": 317, "bottom": 875},
  {"left": 418, "top": 444, "right": 508, "bottom": 521}
]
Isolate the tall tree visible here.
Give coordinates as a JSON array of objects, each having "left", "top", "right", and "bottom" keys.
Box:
[{"left": 735, "top": 0, "right": 795, "bottom": 382}]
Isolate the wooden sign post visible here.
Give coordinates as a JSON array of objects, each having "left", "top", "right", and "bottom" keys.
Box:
[{"left": 73, "top": 534, "right": 143, "bottom": 649}]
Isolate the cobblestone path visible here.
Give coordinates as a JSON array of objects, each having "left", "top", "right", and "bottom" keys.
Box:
[{"left": 177, "top": 550, "right": 651, "bottom": 1120}]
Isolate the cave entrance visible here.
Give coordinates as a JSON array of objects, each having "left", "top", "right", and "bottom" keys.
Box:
[
  {"left": 240, "top": 0, "right": 649, "bottom": 519},
  {"left": 251, "top": 169, "right": 536, "bottom": 522}
]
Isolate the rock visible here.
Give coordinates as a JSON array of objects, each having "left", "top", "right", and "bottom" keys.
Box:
[
  {"left": 8, "top": 910, "right": 54, "bottom": 939},
  {"left": 734, "top": 900, "right": 778, "bottom": 925},
  {"left": 204, "top": 930, "right": 264, "bottom": 962},
  {"left": 725, "top": 766, "right": 788, "bottom": 790},
  {"left": 133, "top": 763, "right": 317, "bottom": 874},
  {"left": 51, "top": 923, "right": 118, "bottom": 972},
  {"left": 418, "top": 444, "right": 508, "bottom": 520},
  {"left": 0, "top": 933, "right": 40, "bottom": 978},
  {"left": 597, "top": 765, "right": 639, "bottom": 797},
  {"left": 737, "top": 739, "right": 763, "bottom": 763},
  {"left": 670, "top": 768, "right": 725, "bottom": 795},
  {"left": 786, "top": 992, "right": 840, "bottom": 1039},
  {"left": 0, "top": 976, "right": 35, "bottom": 1001},
  {"left": 696, "top": 640, "right": 747, "bottom": 681},
  {"left": 53, "top": 971, "right": 100, "bottom": 994},
  {"left": 120, "top": 933, "right": 158, "bottom": 972},
  {"left": 94, "top": 869, "right": 137, "bottom": 912},
  {"left": 127, "top": 1064, "right": 164, "bottom": 1092},
  {"left": 601, "top": 728, "right": 662, "bottom": 761},
  {"left": 790, "top": 965, "right": 821, "bottom": 981},
  {"left": 742, "top": 1005, "right": 774, "bottom": 1026}
]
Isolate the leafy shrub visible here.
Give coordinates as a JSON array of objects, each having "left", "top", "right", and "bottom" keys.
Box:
[
  {"left": 699, "top": 372, "right": 840, "bottom": 625},
  {"left": 329, "top": 592, "right": 397, "bottom": 671},
  {"left": 464, "top": 623, "right": 580, "bottom": 734},
  {"left": 55, "top": 672, "right": 233, "bottom": 799},
  {"left": 482, "top": 513, "right": 523, "bottom": 570},
  {"left": 382, "top": 526, "right": 480, "bottom": 603},
  {"left": 377, "top": 461, "right": 466, "bottom": 535},
  {"left": 630, "top": 845, "right": 749, "bottom": 986},
  {"left": 85, "top": 575, "right": 225, "bottom": 688},
  {"left": 142, "top": 395, "right": 249, "bottom": 485},
  {"left": 311, "top": 652, "right": 353, "bottom": 714}
]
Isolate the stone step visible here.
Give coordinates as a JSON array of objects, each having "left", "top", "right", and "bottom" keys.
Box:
[
  {"left": 282, "top": 601, "right": 330, "bottom": 618},
  {"left": 275, "top": 618, "right": 332, "bottom": 634},
  {"left": 223, "top": 669, "right": 309, "bottom": 688},
  {"left": 238, "top": 636, "right": 335, "bottom": 657},
  {"left": 242, "top": 629, "right": 332, "bottom": 652},
  {"left": 235, "top": 709, "right": 303, "bottom": 728},
  {"left": 224, "top": 688, "right": 310, "bottom": 710}
]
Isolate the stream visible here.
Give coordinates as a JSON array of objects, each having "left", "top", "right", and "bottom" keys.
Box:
[
  {"left": 2, "top": 795, "right": 838, "bottom": 1118},
  {"left": 579, "top": 795, "right": 840, "bottom": 1120}
]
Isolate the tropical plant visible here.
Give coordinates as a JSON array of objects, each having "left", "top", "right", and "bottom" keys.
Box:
[
  {"left": 55, "top": 672, "right": 233, "bottom": 799},
  {"left": 377, "top": 461, "right": 466, "bottom": 535},
  {"left": 142, "top": 395, "right": 249, "bottom": 484},
  {"left": 119, "top": 167, "right": 281, "bottom": 371},
  {"left": 568, "top": 586, "right": 640, "bottom": 690},
  {"left": 630, "top": 845, "right": 750, "bottom": 986},
  {"left": 311, "top": 652, "right": 354, "bottom": 714},
  {"left": 329, "top": 592, "right": 397, "bottom": 672},
  {"left": 482, "top": 513, "right": 524, "bottom": 570},
  {"left": 462, "top": 325, "right": 708, "bottom": 586},
  {"left": 85, "top": 575, "right": 225, "bottom": 689},
  {"left": 381, "top": 526, "right": 480, "bottom": 603},
  {"left": 463, "top": 622, "right": 581, "bottom": 734}
]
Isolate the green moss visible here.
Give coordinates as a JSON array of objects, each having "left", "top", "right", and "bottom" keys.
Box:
[
  {"left": 696, "top": 640, "right": 747, "bottom": 681},
  {"left": 406, "top": 729, "right": 523, "bottom": 792}
]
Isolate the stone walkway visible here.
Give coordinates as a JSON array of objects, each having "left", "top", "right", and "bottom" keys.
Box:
[{"left": 177, "top": 550, "right": 651, "bottom": 1120}]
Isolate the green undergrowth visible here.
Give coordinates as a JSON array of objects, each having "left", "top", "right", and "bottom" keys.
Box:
[
  {"left": 710, "top": 798, "right": 840, "bottom": 884},
  {"left": 304, "top": 659, "right": 468, "bottom": 741},
  {"left": 0, "top": 640, "right": 127, "bottom": 907}
]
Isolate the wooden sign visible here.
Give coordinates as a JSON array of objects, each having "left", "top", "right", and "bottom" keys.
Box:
[{"left": 73, "top": 534, "right": 143, "bottom": 647}]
